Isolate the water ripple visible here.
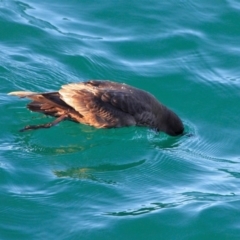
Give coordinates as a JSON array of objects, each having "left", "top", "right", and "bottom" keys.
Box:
[
  {"left": 1, "top": 0, "right": 240, "bottom": 238},
  {"left": 105, "top": 202, "right": 177, "bottom": 217}
]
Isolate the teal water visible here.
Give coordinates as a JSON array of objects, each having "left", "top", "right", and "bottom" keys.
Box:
[{"left": 1, "top": 0, "right": 240, "bottom": 239}]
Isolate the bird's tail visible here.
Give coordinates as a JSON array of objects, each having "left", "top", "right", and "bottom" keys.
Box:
[
  {"left": 8, "top": 91, "right": 71, "bottom": 131},
  {"left": 8, "top": 91, "right": 38, "bottom": 98},
  {"left": 8, "top": 90, "right": 72, "bottom": 116}
]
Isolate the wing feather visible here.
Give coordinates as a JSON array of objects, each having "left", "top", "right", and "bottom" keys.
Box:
[{"left": 59, "top": 81, "right": 157, "bottom": 127}]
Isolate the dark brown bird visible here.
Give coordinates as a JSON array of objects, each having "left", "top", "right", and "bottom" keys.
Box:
[{"left": 8, "top": 80, "right": 184, "bottom": 136}]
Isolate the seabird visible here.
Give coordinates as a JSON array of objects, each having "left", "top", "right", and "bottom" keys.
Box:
[{"left": 8, "top": 80, "right": 184, "bottom": 136}]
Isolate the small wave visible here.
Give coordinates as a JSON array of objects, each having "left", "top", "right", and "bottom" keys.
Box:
[{"left": 105, "top": 202, "right": 177, "bottom": 217}]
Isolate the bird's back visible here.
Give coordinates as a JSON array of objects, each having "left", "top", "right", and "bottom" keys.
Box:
[{"left": 59, "top": 80, "right": 162, "bottom": 128}]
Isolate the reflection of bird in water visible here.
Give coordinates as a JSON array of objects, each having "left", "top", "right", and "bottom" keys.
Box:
[
  {"left": 53, "top": 160, "right": 145, "bottom": 182},
  {"left": 8, "top": 80, "right": 184, "bottom": 136}
]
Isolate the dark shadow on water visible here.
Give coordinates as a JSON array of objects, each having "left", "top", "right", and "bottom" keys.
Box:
[
  {"left": 13, "top": 128, "right": 89, "bottom": 155},
  {"left": 104, "top": 202, "right": 178, "bottom": 217},
  {"left": 182, "top": 191, "right": 237, "bottom": 202},
  {"left": 24, "top": 143, "right": 86, "bottom": 155},
  {"left": 53, "top": 159, "right": 146, "bottom": 183},
  {"left": 105, "top": 190, "right": 238, "bottom": 217},
  {"left": 14, "top": 135, "right": 86, "bottom": 155},
  {"left": 54, "top": 169, "right": 117, "bottom": 185},
  {"left": 218, "top": 168, "right": 240, "bottom": 179}
]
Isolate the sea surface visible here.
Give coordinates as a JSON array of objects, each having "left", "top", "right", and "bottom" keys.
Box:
[{"left": 1, "top": 0, "right": 240, "bottom": 239}]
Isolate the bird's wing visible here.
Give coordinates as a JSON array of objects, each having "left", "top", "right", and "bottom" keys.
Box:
[
  {"left": 59, "top": 83, "right": 135, "bottom": 127},
  {"left": 59, "top": 82, "right": 152, "bottom": 115},
  {"left": 59, "top": 82, "right": 156, "bottom": 127}
]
